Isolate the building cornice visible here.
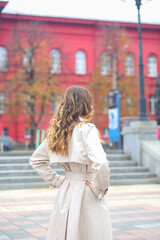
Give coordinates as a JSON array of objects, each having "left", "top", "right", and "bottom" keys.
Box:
[{"left": 1, "top": 13, "right": 160, "bottom": 31}]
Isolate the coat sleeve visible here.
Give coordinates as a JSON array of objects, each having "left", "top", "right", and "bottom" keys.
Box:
[
  {"left": 83, "top": 124, "right": 110, "bottom": 200},
  {"left": 29, "top": 141, "right": 65, "bottom": 189}
]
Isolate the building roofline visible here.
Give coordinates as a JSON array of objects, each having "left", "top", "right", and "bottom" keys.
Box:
[
  {"left": 1, "top": 12, "right": 160, "bottom": 31},
  {"left": 0, "top": 1, "right": 8, "bottom": 13}
]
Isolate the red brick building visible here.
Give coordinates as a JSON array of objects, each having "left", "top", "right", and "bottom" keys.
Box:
[{"left": 0, "top": 1, "right": 160, "bottom": 143}]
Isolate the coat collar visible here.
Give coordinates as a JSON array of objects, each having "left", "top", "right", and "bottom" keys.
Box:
[{"left": 79, "top": 116, "right": 84, "bottom": 122}]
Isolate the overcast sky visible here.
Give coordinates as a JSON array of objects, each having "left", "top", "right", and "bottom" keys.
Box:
[{"left": 2, "top": 0, "right": 160, "bottom": 24}]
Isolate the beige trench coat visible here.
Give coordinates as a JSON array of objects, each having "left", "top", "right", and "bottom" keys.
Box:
[{"left": 30, "top": 119, "right": 113, "bottom": 240}]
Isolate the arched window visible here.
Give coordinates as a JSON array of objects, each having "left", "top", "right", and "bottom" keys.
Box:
[
  {"left": 148, "top": 55, "right": 157, "bottom": 77},
  {"left": 0, "top": 91, "right": 7, "bottom": 113},
  {"left": 0, "top": 47, "right": 8, "bottom": 72},
  {"left": 100, "top": 52, "right": 110, "bottom": 75},
  {"left": 50, "top": 49, "right": 61, "bottom": 74},
  {"left": 23, "top": 49, "right": 33, "bottom": 72},
  {"left": 51, "top": 93, "right": 60, "bottom": 113},
  {"left": 125, "top": 53, "right": 134, "bottom": 76},
  {"left": 75, "top": 50, "right": 86, "bottom": 74}
]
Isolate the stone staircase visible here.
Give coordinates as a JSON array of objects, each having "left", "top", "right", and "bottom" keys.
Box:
[{"left": 0, "top": 150, "right": 160, "bottom": 190}]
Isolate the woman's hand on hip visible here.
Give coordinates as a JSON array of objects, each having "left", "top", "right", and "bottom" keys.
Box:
[
  {"left": 85, "top": 181, "right": 93, "bottom": 190},
  {"left": 61, "top": 177, "right": 66, "bottom": 185}
]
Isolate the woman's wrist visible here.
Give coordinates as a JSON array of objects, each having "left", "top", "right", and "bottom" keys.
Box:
[{"left": 61, "top": 177, "right": 66, "bottom": 185}]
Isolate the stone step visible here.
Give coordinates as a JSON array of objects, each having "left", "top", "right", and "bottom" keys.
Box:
[
  {"left": 0, "top": 154, "right": 131, "bottom": 163},
  {"left": 0, "top": 166, "right": 149, "bottom": 177},
  {"left": 104, "top": 148, "right": 124, "bottom": 154},
  {"left": 0, "top": 156, "right": 30, "bottom": 164},
  {"left": 1, "top": 152, "right": 159, "bottom": 189},
  {"left": 109, "top": 161, "right": 137, "bottom": 167},
  {"left": 0, "top": 182, "right": 49, "bottom": 190},
  {"left": 0, "top": 176, "right": 49, "bottom": 183},
  {"left": 110, "top": 178, "right": 160, "bottom": 185},
  {"left": 107, "top": 154, "right": 131, "bottom": 161},
  {"left": 0, "top": 170, "right": 157, "bottom": 184},
  {"left": 0, "top": 151, "right": 32, "bottom": 157},
  {"left": 53, "top": 165, "right": 147, "bottom": 174},
  {"left": 0, "top": 163, "right": 33, "bottom": 170},
  {"left": 1, "top": 165, "right": 148, "bottom": 176},
  {"left": 0, "top": 148, "right": 124, "bottom": 157},
  {"left": 0, "top": 168, "right": 64, "bottom": 177},
  {"left": 0, "top": 160, "right": 137, "bottom": 170},
  {"left": 110, "top": 166, "right": 149, "bottom": 173},
  {"left": 0, "top": 163, "right": 60, "bottom": 170},
  {"left": 110, "top": 172, "right": 156, "bottom": 179},
  {"left": 1, "top": 177, "right": 160, "bottom": 190}
]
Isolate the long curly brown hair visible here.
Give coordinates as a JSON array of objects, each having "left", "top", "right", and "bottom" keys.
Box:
[{"left": 47, "top": 86, "right": 94, "bottom": 156}]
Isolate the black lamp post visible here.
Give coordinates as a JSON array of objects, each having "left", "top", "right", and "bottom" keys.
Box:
[
  {"left": 135, "top": 0, "right": 148, "bottom": 120},
  {"left": 155, "top": 74, "right": 160, "bottom": 125}
]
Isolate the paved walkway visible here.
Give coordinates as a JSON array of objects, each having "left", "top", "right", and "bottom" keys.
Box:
[{"left": 0, "top": 184, "right": 160, "bottom": 240}]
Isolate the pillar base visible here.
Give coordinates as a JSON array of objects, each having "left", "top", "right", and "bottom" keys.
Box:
[{"left": 122, "top": 121, "right": 158, "bottom": 165}]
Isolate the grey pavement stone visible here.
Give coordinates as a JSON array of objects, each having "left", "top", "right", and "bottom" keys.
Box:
[
  {"left": 22, "top": 213, "right": 42, "bottom": 217},
  {"left": 135, "top": 222, "right": 160, "bottom": 229},
  {"left": 2, "top": 229, "right": 27, "bottom": 235},
  {"left": 110, "top": 207, "right": 145, "bottom": 212},
  {"left": 35, "top": 219, "right": 49, "bottom": 224},
  {"left": 39, "top": 212, "right": 50, "bottom": 216},
  {"left": 129, "top": 212, "right": 160, "bottom": 217},
  {"left": 113, "top": 231, "right": 126, "bottom": 235},
  {"left": 0, "top": 234, "right": 10, "bottom": 240},
  {"left": 113, "top": 219, "right": 160, "bottom": 227},
  {"left": 112, "top": 223, "right": 136, "bottom": 230},
  {"left": 0, "top": 222, "right": 13, "bottom": 226},
  {"left": 112, "top": 212, "right": 160, "bottom": 218},
  {"left": 140, "top": 212, "right": 160, "bottom": 216},
  {"left": 9, "top": 233, "right": 33, "bottom": 239},
  {"left": 111, "top": 215, "right": 129, "bottom": 219},
  {"left": 8, "top": 217, "right": 27, "bottom": 222},
  {"left": 133, "top": 219, "right": 160, "bottom": 224},
  {"left": 20, "top": 224, "right": 41, "bottom": 229}
]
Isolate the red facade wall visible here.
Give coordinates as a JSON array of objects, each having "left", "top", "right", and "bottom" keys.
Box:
[{"left": 0, "top": 12, "right": 160, "bottom": 143}]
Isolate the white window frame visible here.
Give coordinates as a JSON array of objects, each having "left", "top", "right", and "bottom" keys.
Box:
[
  {"left": 75, "top": 50, "right": 86, "bottom": 75},
  {"left": 125, "top": 53, "right": 134, "bottom": 76},
  {"left": 149, "top": 95, "right": 156, "bottom": 115},
  {"left": 100, "top": 52, "right": 110, "bottom": 75},
  {"left": 148, "top": 55, "right": 157, "bottom": 77},
  {"left": 23, "top": 49, "right": 34, "bottom": 73},
  {"left": 51, "top": 93, "right": 60, "bottom": 113},
  {"left": 0, "top": 46, "right": 8, "bottom": 72},
  {"left": 102, "top": 95, "right": 108, "bottom": 114},
  {"left": 0, "top": 91, "right": 7, "bottom": 114},
  {"left": 50, "top": 49, "right": 61, "bottom": 74}
]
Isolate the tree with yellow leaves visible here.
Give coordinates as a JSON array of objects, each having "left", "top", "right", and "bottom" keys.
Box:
[
  {"left": 88, "top": 24, "right": 138, "bottom": 132},
  {"left": 4, "top": 21, "right": 63, "bottom": 148}
]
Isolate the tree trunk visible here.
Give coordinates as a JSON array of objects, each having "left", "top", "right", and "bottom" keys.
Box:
[
  {"left": 29, "top": 114, "right": 36, "bottom": 149},
  {"left": 28, "top": 95, "right": 36, "bottom": 149},
  {"left": 29, "top": 127, "right": 35, "bottom": 149}
]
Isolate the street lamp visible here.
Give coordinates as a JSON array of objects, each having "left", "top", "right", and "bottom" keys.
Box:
[
  {"left": 155, "top": 74, "right": 160, "bottom": 125},
  {"left": 135, "top": 0, "right": 148, "bottom": 120},
  {"left": 123, "top": 0, "right": 148, "bottom": 120}
]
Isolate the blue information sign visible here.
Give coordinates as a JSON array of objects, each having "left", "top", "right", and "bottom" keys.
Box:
[{"left": 108, "top": 89, "right": 121, "bottom": 147}]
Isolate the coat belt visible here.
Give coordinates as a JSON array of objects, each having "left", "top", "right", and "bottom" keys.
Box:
[{"left": 65, "top": 171, "right": 94, "bottom": 181}]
